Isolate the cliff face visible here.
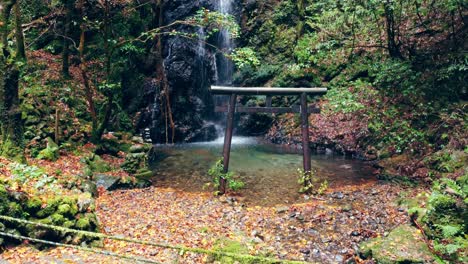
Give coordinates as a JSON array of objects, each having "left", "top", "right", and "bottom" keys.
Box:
[{"left": 129, "top": 0, "right": 244, "bottom": 143}]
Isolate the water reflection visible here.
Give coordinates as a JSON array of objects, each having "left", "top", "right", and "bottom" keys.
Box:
[{"left": 150, "top": 137, "right": 376, "bottom": 206}]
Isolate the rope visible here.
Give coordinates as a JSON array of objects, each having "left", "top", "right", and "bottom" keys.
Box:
[
  {"left": 0, "top": 231, "right": 162, "bottom": 264},
  {"left": 0, "top": 215, "right": 306, "bottom": 264}
]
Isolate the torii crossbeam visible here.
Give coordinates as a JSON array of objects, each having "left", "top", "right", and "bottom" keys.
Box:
[{"left": 211, "top": 86, "right": 328, "bottom": 194}]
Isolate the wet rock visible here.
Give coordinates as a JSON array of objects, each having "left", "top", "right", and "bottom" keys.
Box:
[
  {"left": 129, "top": 144, "right": 152, "bottom": 154},
  {"left": 94, "top": 174, "right": 119, "bottom": 191},
  {"left": 334, "top": 255, "right": 344, "bottom": 263},
  {"left": 131, "top": 136, "right": 144, "bottom": 144},
  {"left": 339, "top": 164, "right": 352, "bottom": 170},
  {"left": 359, "top": 225, "right": 434, "bottom": 263},
  {"left": 332, "top": 192, "right": 345, "bottom": 199},
  {"left": 307, "top": 228, "right": 319, "bottom": 236}
]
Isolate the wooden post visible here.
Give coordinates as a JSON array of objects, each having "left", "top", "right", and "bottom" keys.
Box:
[
  {"left": 220, "top": 93, "right": 237, "bottom": 194},
  {"left": 300, "top": 93, "right": 311, "bottom": 174}
]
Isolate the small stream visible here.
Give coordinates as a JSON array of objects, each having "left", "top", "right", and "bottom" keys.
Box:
[{"left": 150, "top": 137, "right": 376, "bottom": 206}]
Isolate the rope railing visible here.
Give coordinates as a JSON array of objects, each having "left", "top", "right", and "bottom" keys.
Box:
[
  {"left": 0, "top": 215, "right": 307, "bottom": 264},
  {"left": 0, "top": 231, "right": 161, "bottom": 264}
]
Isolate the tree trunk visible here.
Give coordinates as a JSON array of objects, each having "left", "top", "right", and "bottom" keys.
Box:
[
  {"left": 77, "top": 0, "right": 97, "bottom": 133},
  {"left": 384, "top": 1, "right": 402, "bottom": 59},
  {"left": 0, "top": 0, "right": 24, "bottom": 161},
  {"left": 91, "top": 0, "right": 113, "bottom": 143},
  {"left": 14, "top": 1, "right": 26, "bottom": 60},
  {"left": 62, "top": 0, "right": 73, "bottom": 77},
  {"left": 296, "top": 0, "right": 305, "bottom": 41}
]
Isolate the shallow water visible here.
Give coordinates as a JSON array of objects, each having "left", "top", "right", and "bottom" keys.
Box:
[{"left": 150, "top": 137, "right": 376, "bottom": 206}]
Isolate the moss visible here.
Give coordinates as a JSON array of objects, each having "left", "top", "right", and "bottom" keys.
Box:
[
  {"left": 36, "top": 198, "right": 60, "bottom": 218},
  {"left": 84, "top": 154, "right": 110, "bottom": 173},
  {"left": 50, "top": 213, "right": 65, "bottom": 225},
  {"left": 57, "top": 204, "right": 71, "bottom": 216},
  {"left": 25, "top": 197, "right": 42, "bottom": 214},
  {"left": 7, "top": 202, "right": 23, "bottom": 217},
  {"left": 360, "top": 225, "right": 434, "bottom": 263},
  {"left": 0, "top": 185, "right": 9, "bottom": 214},
  {"left": 63, "top": 220, "right": 75, "bottom": 228},
  {"left": 37, "top": 137, "right": 59, "bottom": 161},
  {"left": 135, "top": 169, "right": 153, "bottom": 179},
  {"left": 38, "top": 217, "right": 53, "bottom": 225},
  {"left": 75, "top": 217, "right": 90, "bottom": 230},
  {"left": 210, "top": 238, "right": 252, "bottom": 264}
]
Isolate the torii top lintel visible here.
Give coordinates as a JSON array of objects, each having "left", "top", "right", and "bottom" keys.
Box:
[{"left": 210, "top": 86, "right": 328, "bottom": 95}]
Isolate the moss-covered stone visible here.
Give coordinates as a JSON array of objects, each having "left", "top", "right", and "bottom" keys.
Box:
[
  {"left": 128, "top": 144, "right": 152, "bottom": 153},
  {"left": 36, "top": 198, "right": 60, "bottom": 218},
  {"left": 63, "top": 220, "right": 75, "bottom": 228},
  {"left": 75, "top": 217, "right": 90, "bottom": 230},
  {"left": 37, "top": 137, "right": 59, "bottom": 161},
  {"left": 135, "top": 169, "right": 153, "bottom": 179},
  {"left": 50, "top": 213, "right": 65, "bottom": 225},
  {"left": 83, "top": 154, "right": 110, "bottom": 173},
  {"left": 25, "top": 197, "right": 42, "bottom": 214},
  {"left": 359, "top": 225, "right": 434, "bottom": 264},
  {"left": 57, "top": 204, "right": 71, "bottom": 216},
  {"left": 7, "top": 202, "right": 23, "bottom": 217}
]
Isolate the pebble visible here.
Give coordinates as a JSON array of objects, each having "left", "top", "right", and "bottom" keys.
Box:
[
  {"left": 351, "top": 231, "right": 360, "bottom": 236},
  {"left": 300, "top": 248, "right": 311, "bottom": 254},
  {"left": 332, "top": 192, "right": 345, "bottom": 199},
  {"left": 252, "top": 237, "right": 263, "bottom": 243},
  {"left": 307, "top": 228, "right": 319, "bottom": 236},
  {"left": 334, "top": 255, "right": 344, "bottom": 262},
  {"left": 275, "top": 206, "right": 289, "bottom": 214}
]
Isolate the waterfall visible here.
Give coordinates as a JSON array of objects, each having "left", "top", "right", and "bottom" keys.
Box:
[
  {"left": 197, "top": 27, "right": 207, "bottom": 91},
  {"left": 216, "top": 0, "right": 235, "bottom": 85}
]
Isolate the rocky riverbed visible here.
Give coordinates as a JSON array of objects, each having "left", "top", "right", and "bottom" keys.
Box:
[{"left": 0, "top": 178, "right": 430, "bottom": 263}]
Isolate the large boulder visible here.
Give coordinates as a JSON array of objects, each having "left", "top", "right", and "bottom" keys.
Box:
[{"left": 359, "top": 225, "right": 435, "bottom": 263}]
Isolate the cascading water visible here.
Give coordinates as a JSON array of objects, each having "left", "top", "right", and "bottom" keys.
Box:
[{"left": 216, "top": 0, "right": 235, "bottom": 85}]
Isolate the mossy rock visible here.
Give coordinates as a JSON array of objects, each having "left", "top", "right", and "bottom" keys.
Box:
[
  {"left": 0, "top": 185, "right": 9, "bottom": 214},
  {"left": 63, "top": 220, "right": 75, "bottom": 228},
  {"left": 210, "top": 238, "right": 252, "bottom": 264},
  {"left": 135, "top": 168, "right": 153, "bottom": 179},
  {"left": 0, "top": 222, "right": 4, "bottom": 245},
  {"left": 57, "top": 204, "right": 72, "bottom": 217},
  {"left": 83, "top": 154, "right": 111, "bottom": 173},
  {"left": 359, "top": 225, "right": 435, "bottom": 264},
  {"left": 37, "top": 137, "right": 59, "bottom": 161},
  {"left": 36, "top": 198, "right": 60, "bottom": 218},
  {"left": 128, "top": 144, "right": 152, "bottom": 154},
  {"left": 75, "top": 216, "right": 91, "bottom": 230},
  {"left": 25, "top": 197, "right": 42, "bottom": 214},
  {"left": 50, "top": 213, "right": 66, "bottom": 225},
  {"left": 7, "top": 202, "right": 23, "bottom": 217}
]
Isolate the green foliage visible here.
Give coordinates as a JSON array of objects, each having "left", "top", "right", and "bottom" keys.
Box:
[
  {"left": 273, "top": 64, "right": 321, "bottom": 87},
  {"left": 230, "top": 48, "right": 260, "bottom": 69},
  {"left": 323, "top": 80, "right": 371, "bottom": 113},
  {"left": 208, "top": 159, "right": 245, "bottom": 193},
  {"left": 414, "top": 174, "right": 468, "bottom": 262},
  {"left": 192, "top": 8, "right": 240, "bottom": 39},
  {"left": 8, "top": 162, "right": 58, "bottom": 191},
  {"left": 297, "top": 168, "right": 328, "bottom": 195},
  {"left": 37, "top": 138, "right": 59, "bottom": 161},
  {"left": 81, "top": 154, "right": 111, "bottom": 174}
]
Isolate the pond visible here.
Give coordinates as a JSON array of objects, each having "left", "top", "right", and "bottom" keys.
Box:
[{"left": 150, "top": 137, "right": 376, "bottom": 206}]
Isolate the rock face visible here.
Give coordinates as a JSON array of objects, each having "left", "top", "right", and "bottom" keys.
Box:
[{"left": 130, "top": 0, "right": 242, "bottom": 143}]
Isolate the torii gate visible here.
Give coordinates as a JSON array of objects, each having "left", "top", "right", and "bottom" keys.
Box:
[{"left": 211, "top": 86, "right": 328, "bottom": 194}]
